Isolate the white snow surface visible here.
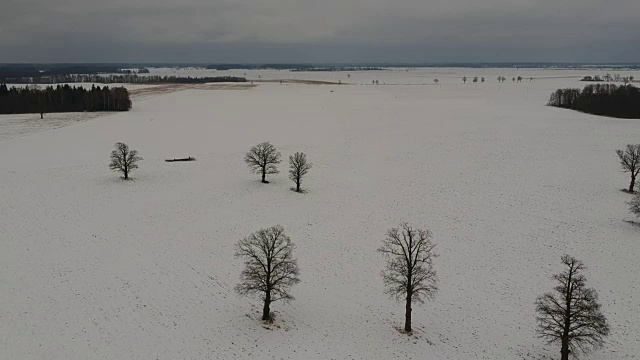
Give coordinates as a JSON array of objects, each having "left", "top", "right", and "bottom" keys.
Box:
[{"left": 1, "top": 68, "right": 639, "bottom": 359}]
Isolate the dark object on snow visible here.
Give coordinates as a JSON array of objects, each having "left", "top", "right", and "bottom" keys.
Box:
[{"left": 165, "top": 157, "right": 196, "bottom": 162}]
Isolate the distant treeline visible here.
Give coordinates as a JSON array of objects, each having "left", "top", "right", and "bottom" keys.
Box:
[
  {"left": 206, "top": 64, "right": 315, "bottom": 70},
  {"left": 0, "top": 65, "right": 127, "bottom": 79},
  {"left": 1, "top": 74, "right": 247, "bottom": 84},
  {"left": 116, "top": 68, "right": 150, "bottom": 74},
  {"left": 205, "top": 64, "right": 386, "bottom": 71},
  {"left": 291, "top": 67, "right": 385, "bottom": 72},
  {"left": 581, "top": 74, "right": 635, "bottom": 83},
  {"left": 548, "top": 84, "right": 640, "bottom": 119},
  {"left": 0, "top": 84, "right": 131, "bottom": 116}
]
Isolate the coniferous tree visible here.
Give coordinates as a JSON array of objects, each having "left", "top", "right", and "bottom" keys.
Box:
[{"left": 0, "top": 83, "right": 131, "bottom": 115}]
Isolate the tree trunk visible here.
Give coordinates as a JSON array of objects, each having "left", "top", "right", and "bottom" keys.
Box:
[
  {"left": 404, "top": 294, "right": 412, "bottom": 332},
  {"left": 561, "top": 270, "right": 572, "bottom": 360},
  {"left": 261, "top": 167, "right": 266, "bottom": 183},
  {"left": 296, "top": 179, "right": 300, "bottom": 192},
  {"left": 262, "top": 292, "right": 271, "bottom": 321},
  {"left": 630, "top": 176, "right": 636, "bottom": 193},
  {"left": 40, "top": 112, "right": 43, "bottom": 119},
  {"left": 560, "top": 336, "right": 569, "bottom": 360}
]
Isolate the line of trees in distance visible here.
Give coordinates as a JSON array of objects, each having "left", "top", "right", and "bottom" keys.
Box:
[
  {"left": 2, "top": 74, "right": 247, "bottom": 85},
  {"left": 581, "top": 74, "right": 635, "bottom": 83},
  {"left": 548, "top": 84, "right": 640, "bottom": 119},
  {"left": 0, "top": 84, "right": 131, "bottom": 117},
  {"left": 291, "top": 67, "right": 385, "bottom": 72},
  {"left": 0, "top": 64, "right": 130, "bottom": 78}
]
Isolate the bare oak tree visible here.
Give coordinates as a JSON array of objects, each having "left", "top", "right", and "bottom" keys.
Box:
[
  {"left": 535, "top": 255, "right": 610, "bottom": 360},
  {"left": 289, "top": 152, "right": 312, "bottom": 192},
  {"left": 235, "top": 225, "right": 300, "bottom": 321},
  {"left": 378, "top": 223, "right": 437, "bottom": 332},
  {"left": 616, "top": 144, "right": 640, "bottom": 193},
  {"left": 244, "top": 142, "right": 282, "bottom": 183},
  {"left": 109, "top": 142, "right": 142, "bottom": 180}
]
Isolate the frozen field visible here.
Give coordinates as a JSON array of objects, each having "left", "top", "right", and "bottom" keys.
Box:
[{"left": 1, "top": 68, "right": 639, "bottom": 359}]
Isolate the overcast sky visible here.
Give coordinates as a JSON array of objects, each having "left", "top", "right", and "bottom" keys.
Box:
[{"left": 1, "top": 0, "right": 639, "bottom": 63}]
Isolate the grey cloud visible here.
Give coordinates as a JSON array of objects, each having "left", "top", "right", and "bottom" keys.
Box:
[{"left": 0, "top": 0, "right": 638, "bottom": 62}]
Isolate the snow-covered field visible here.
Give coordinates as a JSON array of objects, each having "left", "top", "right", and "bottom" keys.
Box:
[{"left": 1, "top": 68, "right": 639, "bottom": 359}]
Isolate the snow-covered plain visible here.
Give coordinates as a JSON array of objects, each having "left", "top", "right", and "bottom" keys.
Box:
[{"left": 1, "top": 68, "right": 639, "bottom": 359}]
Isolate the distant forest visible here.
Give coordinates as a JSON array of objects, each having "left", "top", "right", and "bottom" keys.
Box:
[
  {"left": 0, "top": 65, "right": 127, "bottom": 78},
  {"left": 2, "top": 73, "right": 246, "bottom": 85},
  {"left": 548, "top": 84, "right": 640, "bottom": 119},
  {"left": 0, "top": 84, "right": 131, "bottom": 117},
  {"left": 290, "top": 67, "right": 385, "bottom": 72}
]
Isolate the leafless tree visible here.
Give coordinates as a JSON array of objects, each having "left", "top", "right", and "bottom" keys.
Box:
[
  {"left": 434, "top": 79, "right": 439, "bottom": 85},
  {"left": 378, "top": 223, "right": 437, "bottom": 332},
  {"left": 616, "top": 144, "right": 640, "bottom": 193},
  {"left": 462, "top": 76, "right": 467, "bottom": 83},
  {"left": 109, "top": 142, "right": 142, "bottom": 179},
  {"left": 244, "top": 142, "right": 282, "bottom": 183},
  {"left": 289, "top": 152, "right": 312, "bottom": 192},
  {"left": 628, "top": 194, "right": 640, "bottom": 219},
  {"left": 235, "top": 225, "right": 300, "bottom": 321},
  {"left": 535, "top": 255, "right": 610, "bottom": 360}
]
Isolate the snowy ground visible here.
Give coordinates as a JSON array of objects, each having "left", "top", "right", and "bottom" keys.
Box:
[{"left": 1, "top": 68, "right": 639, "bottom": 359}]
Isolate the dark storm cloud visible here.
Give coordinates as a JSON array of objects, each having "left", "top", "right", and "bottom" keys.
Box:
[{"left": 1, "top": 0, "right": 639, "bottom": 62}]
